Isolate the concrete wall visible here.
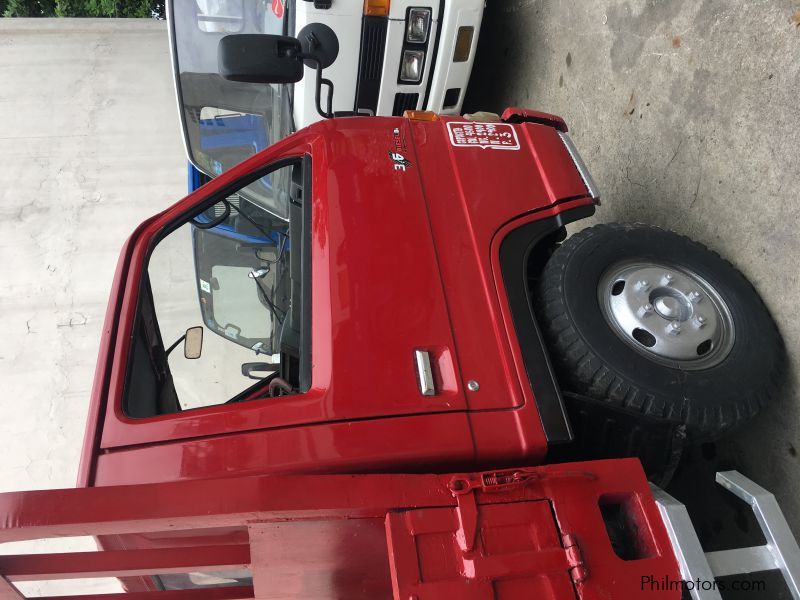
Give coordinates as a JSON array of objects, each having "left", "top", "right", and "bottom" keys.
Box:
[
  {"left": 0, "top": 18, "right": 185, "bottom": 595},
  {"left": 466, "top": 0, "right": 800, "bottom": 532}
]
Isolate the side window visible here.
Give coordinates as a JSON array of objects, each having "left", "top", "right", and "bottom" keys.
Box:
[
  {"left": 123, "top": 161, "right": 308, "bottom": 417},
  {"left": 196, "top": 0, "right": 244, "bottom": 33},
  {"left": 197, "top": 108, "right": 269, "bottom": 177}
]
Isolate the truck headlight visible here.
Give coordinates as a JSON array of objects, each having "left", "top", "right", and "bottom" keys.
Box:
[
  {"left": 558, "top": 131, "right": 600, "bottom": 201},
  {"left": 400, "top": 50, "right": 425, "bottom": 83},
  {"left": 406, "top": 8, "right": 431, "bottom": 43}
]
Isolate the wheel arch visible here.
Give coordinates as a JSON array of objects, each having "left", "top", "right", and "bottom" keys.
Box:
[{"left": 496, "top": 203, "right": 596, "bottom": 445}]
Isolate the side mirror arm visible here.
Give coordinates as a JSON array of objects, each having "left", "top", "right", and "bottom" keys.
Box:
[
  {"left": 165, "top": 334, "right": 185, "bottom": 358},
  {"left": 289, "top": 52, "right": 334, "bottom": 119}
]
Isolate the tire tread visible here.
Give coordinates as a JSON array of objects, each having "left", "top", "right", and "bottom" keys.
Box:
[{"left": 534, "top": 223, "right": 785, "bottom": 439}]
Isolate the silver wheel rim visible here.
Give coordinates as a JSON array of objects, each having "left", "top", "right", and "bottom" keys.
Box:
[{"left": 598, "top": 261, "right": 735, "bottom": 370}]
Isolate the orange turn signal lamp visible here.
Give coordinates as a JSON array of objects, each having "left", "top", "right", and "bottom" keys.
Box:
[
  {"left": 364, "top": 0, "right": 390, "bottom": 16},
  {"left": 403, "top": 110, "right": 439, "bottom": 121}
]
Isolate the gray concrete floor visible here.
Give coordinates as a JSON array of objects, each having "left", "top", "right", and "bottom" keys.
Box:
[
  {"left": 465, "top": 0, "right": 800, "bottom": 541},
  {"left": 0, "top": 18, "right": 184, "bottom": 595}
]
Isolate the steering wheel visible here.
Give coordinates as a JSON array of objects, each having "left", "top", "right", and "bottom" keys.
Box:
[{"left": 192, "top": 200, "right": 231, "bottom": 229}]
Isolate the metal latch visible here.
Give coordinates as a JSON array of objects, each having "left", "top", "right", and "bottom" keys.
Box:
[
  {"left": 303, "top": 0, "right": 332, "bottom": 8},
  {"left": 449, "top": 468, "right": 596, "bottom": 497},
  {"left": 449, "top": 468, "right": 543, "bottom": 496}
]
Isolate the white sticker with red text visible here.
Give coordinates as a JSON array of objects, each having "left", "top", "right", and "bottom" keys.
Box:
[{"left": 446, "top": 121, "right": 520, "bottom": 150}]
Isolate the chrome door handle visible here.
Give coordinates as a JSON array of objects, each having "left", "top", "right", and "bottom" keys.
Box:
[{"left": 414, "top": 350, "right": 436, "bottom": 396}]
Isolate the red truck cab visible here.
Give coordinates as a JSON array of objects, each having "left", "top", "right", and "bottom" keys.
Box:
[{"left": 79, "top": 110, "right": 595, "bottom": 490}]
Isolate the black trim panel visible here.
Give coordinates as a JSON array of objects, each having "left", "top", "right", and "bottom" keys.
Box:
[
  {"left": 421, "top": 0, "right": 445, "bottom": 108},
  {"left": 354, "top": 16, "right": 388, "bottom": 115},
  {"left": 498, "top": 204, "right": 595, "bottom": 444},
  {"left": 392, "top": 92, "right": 419, "bottom": 116}
]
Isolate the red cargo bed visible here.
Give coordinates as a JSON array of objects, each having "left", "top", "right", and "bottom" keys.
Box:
[{"left": 0, "top": 459, "right": 680, "bottom": 600}]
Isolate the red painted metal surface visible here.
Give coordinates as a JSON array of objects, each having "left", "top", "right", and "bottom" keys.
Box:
[
  {"left": 76, "top": 227, "right": 144, "bottom": 488},
  {"left": 92, "top": 412, "right": 476, "bottom": 485},
  {"left": 78, "top": 114, "right": 591, "bottom": 488},
  {"left": 410, "top": 117, "right": 593, "bottom": 464},
  {"left": 409, "top": 118, "right": 586, "bottom": 415},
  {"left": 0, "top": 460, "right": 680, "bottom": 599}
]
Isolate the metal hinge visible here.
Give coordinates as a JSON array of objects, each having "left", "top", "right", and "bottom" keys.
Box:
[
  {"left": 303, "top": 0, "right": 332, "bottom": 8},
  {"left": 562, "top": 533, "right": 588, "bottom": 584}
]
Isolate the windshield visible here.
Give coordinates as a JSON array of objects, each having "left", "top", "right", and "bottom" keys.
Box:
[
  {"left": 192, "top": 197, "right": 290, "bottom": 354},
  {"left": 170, "top": 0, "right": 295, "bottom": 217}
]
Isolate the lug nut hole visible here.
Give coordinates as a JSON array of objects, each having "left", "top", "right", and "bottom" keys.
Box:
[
  {"left": 632, "top": 328, "right": 657, "bottom": 348},
  {"left": 696, "top": 339, "right": 713, "bottom": 356}
]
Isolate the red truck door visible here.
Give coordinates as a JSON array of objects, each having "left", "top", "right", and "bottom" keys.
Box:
[{"left": 85, "top": 123, "right": 470, "bottom": 481}]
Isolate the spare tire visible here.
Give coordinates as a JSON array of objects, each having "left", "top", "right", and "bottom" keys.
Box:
[{"left": 535, "top": 223, "right": 784, "bottom": 440}]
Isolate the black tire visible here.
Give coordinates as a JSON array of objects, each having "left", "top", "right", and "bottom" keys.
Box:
[{"left": 535, "top": 223, "right": 785, "bottom": 440}]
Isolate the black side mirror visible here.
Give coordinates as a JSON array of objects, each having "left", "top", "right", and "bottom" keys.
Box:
[
  {"left": 218, "top": 25, "right": 341, "bottom": 120},
  {"left": 218, "top": 34, "right": 304, "bottom": 84}
]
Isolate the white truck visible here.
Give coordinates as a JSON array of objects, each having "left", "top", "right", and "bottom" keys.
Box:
[{"left": 168, "top": 0, "right": 484, "bottom": 181}]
